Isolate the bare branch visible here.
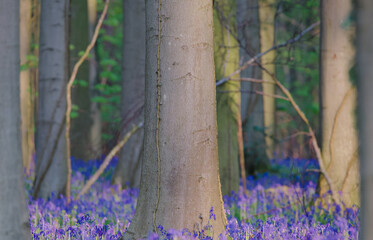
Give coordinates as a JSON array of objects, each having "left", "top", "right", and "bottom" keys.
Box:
[
  {"left": 216, "top": 21, "right": 320, "bottom": 86},
  {"left": 75, "top": 122, "right": 143, "bottom": 200}
]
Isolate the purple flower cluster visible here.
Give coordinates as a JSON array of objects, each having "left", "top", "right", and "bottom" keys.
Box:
[{"left": 27, "top": 158, "right": 359, "bottom": 239}]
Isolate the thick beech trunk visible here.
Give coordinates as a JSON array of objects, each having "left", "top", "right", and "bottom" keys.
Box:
[
  {"left": 112, "top": 0, "right": 145, "bottom": 189},
  {"left": 20, "top": 0, "right": 35, "bottom": 172},
  {"left": 214, "top": 0, "right": 240, "bottom": 196},
  {"left": 124, "top": 1, "right": 226, "bottom": 238},
  {"left": 259, "top": 0, "right": 276, "bottom": 159},
  {"left": 34, "top": 0, "right": 69, "bottom": 199},
  {"left": 319, "top": 0, "right": 359, "bottom": 207},
  {"left": 0, "top": 1, "right": 31, "bottom": 238},
  {"left": 357, "top": 0, "right": 373, "bottom": 237}
]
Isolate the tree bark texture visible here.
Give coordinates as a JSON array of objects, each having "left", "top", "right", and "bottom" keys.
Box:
[
  {"left": 124, "top": 1, "right": 226, "bottom": 238},
  {"left": 34, "top": 0, "right": 69, "bottom": 199},
  {"left": 259, "top": 0, "right": 276, "bottom": 159},
  {"left": 70, "top": 0, "right": 93, "bottom": 160},
  {"left": 20, "top": 0, "right": 35, "bottom": 172},
  {"left": 237, "top": 0, "right": 268, "bottom": 171},
  {"left": 112, "top": 0, "right": 145, "bottom": 189},
  {"left": 87, "top": 0, "right": 102, "bottom": 158},
  {"left": 319, "top": 0, "right": 359, "bottom": 207},
  {"left": 214, "top": 0, "right": 240, "bottom": 196},
  {"left": 357, "top": 0, "right": 373, "bottom": 237},
  {"left": 0, "top": 0, "right": 31, "bottom": 238}
]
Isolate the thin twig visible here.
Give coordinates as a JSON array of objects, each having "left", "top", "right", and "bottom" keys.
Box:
[
  {"left": 230, "top": 78, "right": 275, "bottom": 84},
  {"left": 216, "top": 21, "right": 320, "bottom": 86},
  {"left": 269, "top": 71, "right": 341, "bottom": 205},
  {"left": 75, "top": 123, "right": 143, "bottom": 199},
  {"left": 65, "top": 0, "right": 110, "bottom": 204}
]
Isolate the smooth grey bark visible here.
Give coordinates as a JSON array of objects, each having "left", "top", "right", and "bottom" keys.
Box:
[
  {"left": 319, "top": 0, "right": 359, "bottom": 207},
  {"left": 0, "top": 1, "right": 31, "bottom": 238},
  {"left": 70, "top": 0, "right": 93, "bottom": 160},
  {"left": 34, "top": 0, "right": 69, "bottom": 199},
  {"left": 237, "top": 0, "right": 268, "bottom": 172},
  {"left": 124, "top": 0, "right": 226, "bottom": 238},
  {"left": 112, "top": 0, "right": 145, "bottom": 189},
  {"left": 357, "top": 0, "right": 373, "bottom": 238}
]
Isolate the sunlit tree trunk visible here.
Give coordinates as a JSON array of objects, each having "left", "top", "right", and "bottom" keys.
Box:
[
  {"left": 214, "top": 0, "right": 240, "bottom": 196},
  {"left": 87, "top": 0, "right": 102, "bottom": 158},
  {"left": 20, "top": 0, "right": 34, "bottom": 173},
  {"left": 69, "top": 0, "right": 93, "bottom": 160},
  {"left": 112, "top": 0, "right": 145, "bottom": 189},
  {"left": 357, "top": 0, "right": 373, "bottom": 237},
  {"left": 319, "top": 0, "right": 359, "bottom": 207},
  {"left": 259, "top": 0, "right": 276, "bottom": 159},
  {"left": 33, "top": 0, "right": 69, "bottom": 199},
  {"left": 237, "top": 0, "right": 268, "bottom": 172},
  {"left": 0, "top": 1, "right": 31, "bottom": 238},
  {"left": 123, "top": 1, "right": 226, "bottom": 238}
]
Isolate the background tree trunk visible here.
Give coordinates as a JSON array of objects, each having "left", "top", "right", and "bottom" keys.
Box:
[
  {"left": 357, "top": 0, "right": 373, "bottom": 237},
  {"left": 34, "top": 0, "right": 69, "bottom": 199},
  {"left": 124, "top": 1, "right": 226, "bottom": 238},
  {"left": 214, "top": 0, "right": 240, "bottom": 196},
  {"left": 259, "top": 0, "right": 276, "bottom": 159},
  {"left": 69, "top": 0, "right": 93, "bottom": 160},
  {"left": 20, "top": 0, "right": 35, "bottom": 173},
  {"left": 87, "top": 0, "right": 102, "bottom": 158},
  {"left": 112, "top": 0, "right": 145, "bottom": 189},
  {"left": 0, "top": 0, "right": 31, "bottom": 238},
  {"left": 319, "top": 0, "right": 359, "bottom": 207},
  {"left": 237, "top": 0, "right": 268, "bottom": 174}
]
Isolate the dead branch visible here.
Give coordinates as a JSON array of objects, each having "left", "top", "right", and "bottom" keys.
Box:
[
  {"left": 75, "top": 122, "right": 143, "bottom": 200},
  {"left": 216, "top": 21, "right": 320, "bottom": 87}
]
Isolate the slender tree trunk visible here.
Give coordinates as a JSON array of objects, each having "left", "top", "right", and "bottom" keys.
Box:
[
  {"left": 237, "top": 0, "right": 268, "bottom": 173},
  {"left": 20, "top": 0, "right": 35, "bottom": 173},
  {"left": 259, "top": 0, "right": 276, "bottom": 159},
  {"left": 88, "top": 0, "right": 102, "bottom": 158},
  {"left": 0, "top": 1, "right": 31, "bottom": 238},
  {"left": 124, "top": 1, "right": 226, "bottom": 238},
  {"left": 34, "top": 0, "right": 69, "bottom": 199},
  {"left": 319, "top": 0, "right": 359, "bottom": 207},
  {"left": 357, "top": 0, "right": 373, "bottom": 237},
  {"left": 214, "top": 0, "right": 240, "bottom": 196},
  {"left": 70, "top": 0, "right": 93, "bottom": 160},
  {"left": 112, "top": 0, "right": 145, "bottom": 189}
]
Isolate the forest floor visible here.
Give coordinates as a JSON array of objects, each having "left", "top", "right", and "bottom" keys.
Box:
[{"left": 27, "top": 158, "right": 359, "bottom": 239}]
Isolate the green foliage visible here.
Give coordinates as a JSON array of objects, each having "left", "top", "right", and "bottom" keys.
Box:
[
  {"left": 94, "top": 0, "right": 123, "bottom": 145},
  {"left": 274, "top": 0, "right": 321, "bottom": 146}
]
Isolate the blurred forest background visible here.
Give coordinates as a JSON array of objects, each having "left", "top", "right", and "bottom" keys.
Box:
[{"left": 3, "top": 0, "right": 372, "bottom": 238}]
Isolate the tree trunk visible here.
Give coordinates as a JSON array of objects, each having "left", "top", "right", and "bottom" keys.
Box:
[
  {"left": 20, "top": 0, "right": 35, "bottom": 173},
  {"left": 112, "top": 0, "right": 145, "bottom": 189},
  {"left": 259, "top": 0, "right": 276, "bottom": 159},
  {"left": 237, "top": 0, "right": 268, "bottom": 173},
  {"left": 87, "top": 0, "right": 102, "bottom": 158},
  {"left": 357, "top": 0, "right": 373, "bottom": 237},
  {"left": 0, "top": 1, "right": 31, "bottom": 238},
  {"left": 319, "top": 0, "right": 359, "bottom": 207},
  {"left": 124, "top": 1, "right": 226, "bottom": 238},
  {"left": 34, "top": 0, "right": 69, "bottom": 199},
  {"left": 69, "top": 0, "right": 93, "bottom": 160},
  {"left": 214, "top": 0, "right": 240, "bottom": 196}
]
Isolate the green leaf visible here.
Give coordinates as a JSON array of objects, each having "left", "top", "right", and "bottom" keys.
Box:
[
  {"left": 92, "top": 96, "right": 108, "bottom": 104},
  {"left": 70, "top": 111, "right": 79, "bottom": 119}
]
